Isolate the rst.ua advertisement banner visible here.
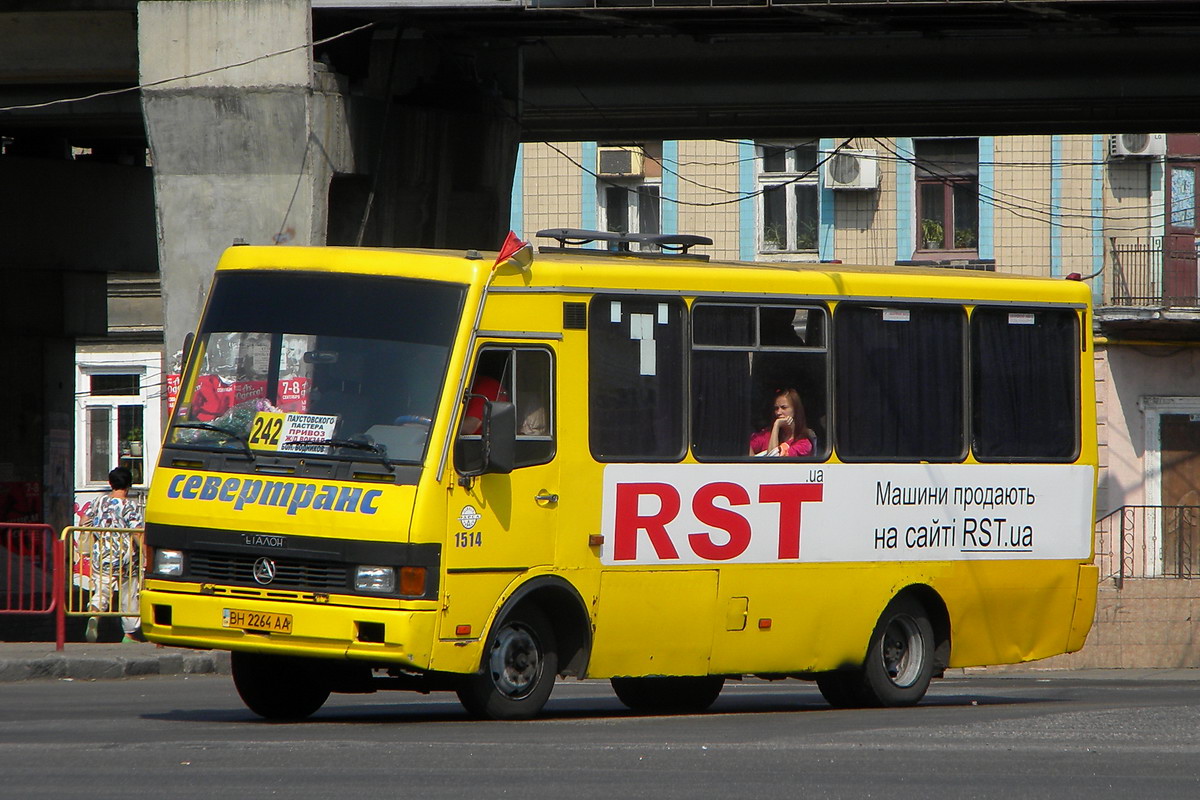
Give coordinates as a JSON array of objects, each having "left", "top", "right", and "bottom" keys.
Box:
[{"left": 600, "top": 463, "right": 1094, "bottom": 566}]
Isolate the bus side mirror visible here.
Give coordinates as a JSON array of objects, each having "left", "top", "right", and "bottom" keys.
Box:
[
  {"left": 182, "top": 332, "right": 194, "bottom": 368},
  {"left": 455, "top": 400, "right": 515, "bottom": 477},
  {"left": 481, "top": 401, "right": 515, "bottom": 475}
]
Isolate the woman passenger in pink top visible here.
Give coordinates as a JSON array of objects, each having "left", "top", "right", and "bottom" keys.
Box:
[{"left": 749, "top": 388, "right": 815, "bottom": 457}]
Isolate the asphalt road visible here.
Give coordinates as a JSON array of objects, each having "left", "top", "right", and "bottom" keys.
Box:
[{"left": 2, "top": 672, "right": 1198, "bottom": 799}]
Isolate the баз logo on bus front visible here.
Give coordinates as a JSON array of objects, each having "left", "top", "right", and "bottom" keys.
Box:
[
  {"left": 253, "top": 557, "right": 278, "bottom": 585},
  {"left": 459, "top": 505, "right": 482, "bottom": 529}
]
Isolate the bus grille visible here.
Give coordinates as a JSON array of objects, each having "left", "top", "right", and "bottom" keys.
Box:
[{"left": 187, "top": 551, "right": 349, "bottom": 591}]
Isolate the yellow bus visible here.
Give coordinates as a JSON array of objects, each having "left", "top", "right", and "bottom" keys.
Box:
[{"left": 142, "top": 229, "right": 1098, "bottom": 720}]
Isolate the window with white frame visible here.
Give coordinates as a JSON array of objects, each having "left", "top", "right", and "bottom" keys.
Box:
[
  {"left": 598, "top": 141, "right": 662, "bottom": 250},
  {"left": 603, "top": 184, "right": 661, "bottom": 237},
  {"left": 76, "top": 352, "right": 162, "bottom": 489},
  {"left": 757, "top": 141, "right": 820, "bottom": 254}
]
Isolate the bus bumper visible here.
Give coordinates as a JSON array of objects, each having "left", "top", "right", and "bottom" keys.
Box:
[{"left": 139, "top": 584, "right": 439, "bottom": 669}]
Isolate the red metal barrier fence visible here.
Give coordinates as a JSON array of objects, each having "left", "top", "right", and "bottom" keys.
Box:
[{"left": 0, "top": 523, "right": 63, "bottom": 648}]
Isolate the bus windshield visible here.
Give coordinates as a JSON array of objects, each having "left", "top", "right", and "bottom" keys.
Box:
[{"left": 167, "top": 270, "right": 466, "bottom": 464}]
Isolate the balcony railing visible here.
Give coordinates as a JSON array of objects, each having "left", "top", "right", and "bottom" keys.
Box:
[
  {"left": 1095, "top": 505, "right": 1200, "bottom": 586},
  {"left": 1108, "top": 236, "right": 1198, "bottom": 307}
]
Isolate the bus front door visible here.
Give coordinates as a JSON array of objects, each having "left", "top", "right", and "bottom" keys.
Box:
[{"left": 439, "top": 345, "right": 559, "bottom": 656}]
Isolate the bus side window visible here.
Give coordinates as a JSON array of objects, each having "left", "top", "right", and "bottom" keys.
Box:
[
  {"left": 834, "top": 302, "right": 966, "bottom": 461},
  {"left": 589, "top": 296, "right": 687, "bottom": 461},
  {"left": 691, "top": 302, "right": 829, "bottom": 460},
  {"left": 513, "top": 348, "right": 555, "bottom": 466},
  {"left": 971, "top": 307, "right": 1078, "bottom": 460},
  {"left": 460, "top": 346, "right": 555, "bottom": 469}
]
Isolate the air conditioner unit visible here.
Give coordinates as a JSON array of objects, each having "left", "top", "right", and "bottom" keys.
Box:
[
  {"left": 1108, "top": 134, "right": 1166, "bottom": 159},
  {"left": 825, "top": 149, "right": 880, "bottom": 190},
  {"left": 597, "top": 146, "right": 645, "bottom": 177}
]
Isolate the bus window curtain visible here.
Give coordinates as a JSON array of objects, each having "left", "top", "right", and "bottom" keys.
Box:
[
  {"left": 588, "top": 297, "right": 686, "bottom": 460},
  {"left": 972, "top": 309, "right": 1077, "bottom": 459},
  {"left": 692, "top": 351, "right": 752, "bottom": 458},
  {"left": 835, "top": 304, "right": 965, "bottom": 460},
  {"left": 691, "top": 304, "right": 755, "bottom": 458}
]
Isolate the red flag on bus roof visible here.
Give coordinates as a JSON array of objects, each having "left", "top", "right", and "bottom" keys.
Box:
[{"left": 492, "top": 231, "right": 532, "bottom": 271}]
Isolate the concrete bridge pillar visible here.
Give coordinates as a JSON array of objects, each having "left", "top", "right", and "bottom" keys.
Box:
[
  {"left": 139, "top": 1, "right": 521, "bottom": 357},
  {"left": 332, "top": 99, "right": 520, "bottom": 254},
  {"left": 331, "top": 27, "right": 521, "bottom": 252},
  {"left": 138, "top": 0, "right": 352, "bottom": 355}
]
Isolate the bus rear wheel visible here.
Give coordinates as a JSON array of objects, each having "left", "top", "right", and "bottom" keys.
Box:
[
  {"left": 231, "top": 651, "right": 332, "bottom": 721},
  {"left": 610, "top": 676, "right": 725, "bottom": 714},
  {"left": 456, "top": 606, "right": 558, "bottom": 720},
  {"left": 863, "top": 595, "right": 935, "bottom": 706},
  {"left": 816, "top": 595, "right": 935, "bottom": 709}
]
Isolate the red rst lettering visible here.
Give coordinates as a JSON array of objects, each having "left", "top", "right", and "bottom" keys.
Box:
[
  {"left": 688, "top": 482, "right": 752, "bottom": 560},
  {"left": 613, "top": 482, "right": 682, "bottom": 560},
  {"left": 759, "top": 483, "right": 824, "bottom": 559}
]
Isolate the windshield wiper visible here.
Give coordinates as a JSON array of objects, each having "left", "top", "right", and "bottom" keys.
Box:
[
  {"left": 172, "top": 422, "right": 256, "bottom": 460},
  {"left": 289, "top": 438, "right": 394, "bottom": 472}
]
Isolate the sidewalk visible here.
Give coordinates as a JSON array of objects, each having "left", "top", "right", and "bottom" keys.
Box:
[
  {"left": 2, "top": 641, "right": 1197, "bottom": 684},
  {"left": 0, "top": 642, "right": 230, "bottom": 683},
  {"left": 947, "top": 666, "right": 1200, "bottom": 681}
]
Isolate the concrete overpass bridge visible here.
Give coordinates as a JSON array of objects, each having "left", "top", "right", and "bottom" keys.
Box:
[
  {"left": 314, "top": 0, "right": 1200, "bottom": 140},
  {"left": 2, "top": 0, "right": 1199, "bottom": 529},
  {"left": 6, "top": 2, "right": 1200, "bottom": 150}
]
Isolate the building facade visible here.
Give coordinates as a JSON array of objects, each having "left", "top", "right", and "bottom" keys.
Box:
[{"left": 72, "top": 272, "right": 164, "bottom": 525}]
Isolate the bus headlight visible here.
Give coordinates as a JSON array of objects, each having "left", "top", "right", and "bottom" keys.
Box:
[
  {"left": 355, "top": 565, "right": 396, "bottom": 593},
  {"left": 153, "top": 549, "right": 184, "bottom": 576}
]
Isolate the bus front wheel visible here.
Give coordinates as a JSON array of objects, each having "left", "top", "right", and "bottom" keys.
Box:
[
  {"left": 611, "top": 676, "right": 725, "bottom": 714},
  {"left": 231, "top": 651, "right": 332, "bottom": 721},
  {"left": 456, "top": 606, "right": 558, "bottom": 720}
]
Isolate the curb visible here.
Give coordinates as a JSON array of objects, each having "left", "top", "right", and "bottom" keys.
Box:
[{"left": 0, "top": 649, "right": 231, "bottom": 683}]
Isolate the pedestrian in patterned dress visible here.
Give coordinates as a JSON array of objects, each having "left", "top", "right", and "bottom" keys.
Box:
[{"left": 85, "top": 467, "right": 144, "bottom": 642}]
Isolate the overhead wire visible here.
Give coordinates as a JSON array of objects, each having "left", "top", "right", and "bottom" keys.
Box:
[
  {"left": 869, "top": 136, "right": 1168, "bottom": 234},
  {"left": 531, "top": 123, "right": 1171, "bottom": 233},
  {"left": 0, "top": 21, "right": 376, "bottom": 115},
  {"left": 870, "top": 136, "right": 1103, "bottom": 233},
  {"left": 540, "top": 139, "right": 856, "bottom": 207}
]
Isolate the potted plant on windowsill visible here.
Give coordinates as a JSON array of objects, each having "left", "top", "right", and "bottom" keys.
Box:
[
  {"left": 126, "top": 427, "right": 143, "bottom": 457},
  {"left": 921, "top": 219, "right": 944, "bottom": 250},
  {"left": 796, "top": 222, "right": 818, "bottom": 251},
  {"left": 763, "top": 223, "right": 786, "bottom": 251}
]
